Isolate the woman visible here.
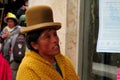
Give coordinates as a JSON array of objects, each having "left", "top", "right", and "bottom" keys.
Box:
[
  {"left": 0, "top": 12, "right": 21, "bottom": 80},
  {"left": 16, "top": 6, "right": 80, "bottom": 80},
  {"left": 0, "top": 12, "right": 21, "bottom": 61},
  {"left": 0, "top": 12, "right": 19, "bottom": 40}
]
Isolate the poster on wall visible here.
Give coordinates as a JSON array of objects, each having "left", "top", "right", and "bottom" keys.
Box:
[{"left": 97, "top": 0, "right": 120, "bottom": 53}]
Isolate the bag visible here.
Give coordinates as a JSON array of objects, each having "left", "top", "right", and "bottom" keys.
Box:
[{"left": 12, "top": 33, "right": 26, "bottom": 62}]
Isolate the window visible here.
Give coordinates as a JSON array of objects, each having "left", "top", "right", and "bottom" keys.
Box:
[{"left": 79, "top": 0, "right": 119, "bottom": 80}]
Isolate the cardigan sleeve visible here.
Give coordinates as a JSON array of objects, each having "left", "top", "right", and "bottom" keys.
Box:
[
  {"left": 65, "top": 56, "right": 80, "bottom": 80},
  {"left": 16, "top": 65, "right": 53, "bottom": 80},
  {"left": 16, "top": 66, "right": 41, "bottom": 80}
]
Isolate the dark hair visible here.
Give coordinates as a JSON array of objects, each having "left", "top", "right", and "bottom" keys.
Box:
[
  {"left": 24, "top": 0, "right": 28, "bottom": 2},
  {"left": 26, "top": 29, "right": 45, "bottom": 53}
]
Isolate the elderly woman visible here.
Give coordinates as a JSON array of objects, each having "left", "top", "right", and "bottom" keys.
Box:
[{"left": 16, "top": 6, "right": 79, "bottom": 80}]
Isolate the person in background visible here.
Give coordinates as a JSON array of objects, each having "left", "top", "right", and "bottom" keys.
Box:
[
  {"left": 16, "top": 0, "right": 28, "bottom": 27},
  {"left": 0, "top": 12, "right": 19, "bottom": 40},
  {"left": 0, "top": 52, "right": 12, "bottom": 80},
  {"left": 16, "top": 5, "right": 80, "bottom": 80},
  {"left": 0, "top": 12, "right": 21, "bottom": 80},
  {"left": 16, "top": 0, "right": 28, "bottom": 19}
]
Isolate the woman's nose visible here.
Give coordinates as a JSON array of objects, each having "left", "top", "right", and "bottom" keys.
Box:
[{"left": 52, "top": 36, "right": 59, "bottom": 43}]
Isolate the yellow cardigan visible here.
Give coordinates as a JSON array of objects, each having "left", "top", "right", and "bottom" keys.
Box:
[{"left": 16, "top": 51, "right": 79, "bottom": 80}]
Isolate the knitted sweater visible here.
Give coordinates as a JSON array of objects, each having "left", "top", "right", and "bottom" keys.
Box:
[{"left": 16, "top": 51, "right": 79, "bottom": 80}]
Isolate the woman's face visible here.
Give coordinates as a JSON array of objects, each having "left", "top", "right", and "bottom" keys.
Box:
[
  {"left": 32, "top": 29, "right": 60, "bottom": 58},
  {"left": 7, "top": 19, "right": 16, "bottom": 28}
]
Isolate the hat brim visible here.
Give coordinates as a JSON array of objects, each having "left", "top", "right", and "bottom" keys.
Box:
[
  {"left": 20, "top": 22, "right": 61, "bottom": 33},
  {"left": 4, "top": 18, "right": 18, "bottom": 23}
]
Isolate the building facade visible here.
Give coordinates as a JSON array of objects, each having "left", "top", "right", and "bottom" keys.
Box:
[{"left": 0, "top": 0, "right": 119, "bottom": 80}]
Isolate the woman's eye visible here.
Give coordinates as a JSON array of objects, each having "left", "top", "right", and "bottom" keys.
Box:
[{"left": 46, "top": 35, "right": 50, "bottom": 39}]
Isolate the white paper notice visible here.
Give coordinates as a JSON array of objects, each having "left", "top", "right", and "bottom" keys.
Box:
[{"left": 97, "top": 0, "right": 120, "bottom": 53}]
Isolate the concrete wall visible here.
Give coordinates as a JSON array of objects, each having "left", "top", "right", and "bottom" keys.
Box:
[
  {"left": 66, "top": 0, "right": 79, "bottom": 71},
  {"left": 29, "top": 0, "right": 79, "bottom": 71}
]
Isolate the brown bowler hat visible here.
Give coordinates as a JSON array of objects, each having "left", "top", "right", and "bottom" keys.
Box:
[{"left": 20, "top": 5, "right": 61, "bottom": 33}]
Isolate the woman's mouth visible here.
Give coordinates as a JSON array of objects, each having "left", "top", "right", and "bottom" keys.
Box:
[{"left": 53, "top": 45, "right": 59, "bottom": 50}]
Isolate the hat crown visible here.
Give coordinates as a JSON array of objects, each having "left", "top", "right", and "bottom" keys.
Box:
[
  {"left": 26, "top": 6, "right": 54, "bottom": 27},
  {"left": 6, "top": 12, "right": 16, "bottom": 19},
  {"left": 20, "top": 5, "right": 61, "bottom": 33},
  {"left": 4, "top": 12, "right": 18, "bottom": 23}
]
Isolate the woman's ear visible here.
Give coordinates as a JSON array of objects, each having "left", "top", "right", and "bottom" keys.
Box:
[{"left": 30, "top": 42, "right": 38, "bottom": 50}]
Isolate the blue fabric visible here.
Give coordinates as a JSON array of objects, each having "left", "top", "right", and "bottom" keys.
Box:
[{"left": 56, "top": 62, "right": 63, "bottom": 77}]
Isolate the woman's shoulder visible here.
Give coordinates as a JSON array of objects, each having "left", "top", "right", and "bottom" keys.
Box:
[{"left": 55, "top": 53, "right": 73, "bottom": 65}]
